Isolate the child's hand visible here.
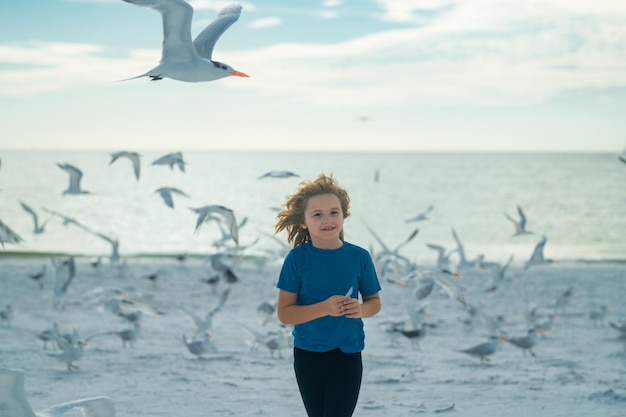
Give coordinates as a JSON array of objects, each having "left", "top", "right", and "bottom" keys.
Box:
[
  {"left": 341, "top": 297, "right": 362, "bottom": 319},
  {"left": 325, "top": 295, "right": 352, "bottom": 317}
]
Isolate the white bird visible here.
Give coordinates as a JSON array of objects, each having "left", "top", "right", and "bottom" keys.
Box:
[
  {"left": 122, "top": 0, "right": 249, "bottom": 82},
  {"left": 155, "top": 186, "right": 190, "bottom": 208},
  {"left": 0, "top": 218, "right": 24, "bottom": 247},
  {"left": 182, "top": 332, "right": 217, "bottom": 357},
  {"left": 505, "top": 205, "right": 533, "bottom": 237},
  {"left": 191, "top": 204, "right": 239, "bottom": 245},
  {"left": 56, "top": 163, "right": 90, "bottom": 195},
  {"left": 458, "top": 336, "right": 509, "bottom": 364},
  {"left": 506, "top": 327, "right": 544, "bottom": 356},
  {"left": 109, "top": 151, "right": 141, "bottom": 181},
  {"left": 258, "top": 170, "right": 299, "bottom": 179},
  {"left": 412, "top": 269, "right": 467, "bottom": 308},
  {"left": 524, "top": 235, "right": 554, "bottom": 269},
  {"left": 0, "top": 368, "right": 115, "bottom": 417},
  {"left": 20, "top": 202, "right": 52, "bottom": 234},
  {"left": 425, "top": 242, "right": 456, "bottom": 268},
  {"left": 48, "top": 338, "right": 88, "bottom": 371},
  {"left": 405, "top": 205, "right": 433, "bottom": 222},
  {"left": 180, "top": 288, "right": 231, "bottom": 335},
  {"left": 151, "top": 152, "right": 187, "bottom": 172}
]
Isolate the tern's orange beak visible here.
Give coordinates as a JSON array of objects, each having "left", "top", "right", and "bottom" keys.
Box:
[{"left": 230, "top": 70, "right": 250, "bottom": 78}]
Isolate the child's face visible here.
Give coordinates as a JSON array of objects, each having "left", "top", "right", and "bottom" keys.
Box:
[{"left": 301, "top": 193, "right": 344, "bottom": 249}]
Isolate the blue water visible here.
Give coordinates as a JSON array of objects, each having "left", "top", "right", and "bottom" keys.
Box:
[{"left": 0, "top": 150, "right": 624, "bottom": 264}]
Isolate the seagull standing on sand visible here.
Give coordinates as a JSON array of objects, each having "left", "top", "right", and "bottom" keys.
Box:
[
  {"left": 48, "top": 338, "right": 88, "bottom": 371},
  {"left": 183, "top": 332, "right": 217, "bottom": 357},
  {"left": 122, "top": 0, "right": 249, "bottom": 82},
  {"left": 57, "top": 163, "right": 90, "bottom": 195},
  {"left": 506, "top": 327, "right": 544, "bottom": 356},
  {"left": 458, "top": 336, "right": 509, "bottom": 364},
  {"left": 110, "top": 151, "right": 141, "bottom": 180},
  {"left": 0, "top": 368, "right": 115, "bottom": 417}
]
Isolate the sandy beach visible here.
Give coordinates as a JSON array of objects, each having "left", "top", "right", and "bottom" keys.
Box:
[{"left": 1, "top": 253, "right": 625, "bottom": 417}]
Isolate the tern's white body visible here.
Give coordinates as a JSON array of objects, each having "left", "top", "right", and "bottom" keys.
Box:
[{"left": 123, "top": 0, "right": 249, "bottom": 82}]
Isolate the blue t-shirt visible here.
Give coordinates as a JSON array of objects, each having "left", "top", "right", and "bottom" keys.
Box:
[{"left": 276, "top": 241, "right": 382, "bottom": 353}]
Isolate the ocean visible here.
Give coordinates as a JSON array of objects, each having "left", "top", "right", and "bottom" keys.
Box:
[{"left": 0, "top": 150, "right": 624, "bottom": 265}]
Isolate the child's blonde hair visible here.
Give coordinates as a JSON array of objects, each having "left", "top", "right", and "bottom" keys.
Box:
[{"left": 275, "top": 173, "right": 351, "bottom": 247}]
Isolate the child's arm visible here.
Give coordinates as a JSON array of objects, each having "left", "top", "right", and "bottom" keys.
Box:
[{"left": 277, "top": 289, "right": 350, "bottom": 325}]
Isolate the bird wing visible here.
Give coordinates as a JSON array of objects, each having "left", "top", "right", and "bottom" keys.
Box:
[
  {"left": 125, "top": 0, "right": 197, "bottom": 63},
  {"left": 0, "top": 218, "right": 24, "bottom": 247},
  {"left": 193, "top": 4, "right": 242, "bottom": 60},
  {"left": 37, "top": 396, "right": 115, "bottom": 417},
  {"left": 57, "top": 163, "right": 84, "bottom": 192}
]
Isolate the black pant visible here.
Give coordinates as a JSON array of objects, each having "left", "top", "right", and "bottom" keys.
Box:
[{"left": 293, "top": 347, "right": 363, "bottom": 417}]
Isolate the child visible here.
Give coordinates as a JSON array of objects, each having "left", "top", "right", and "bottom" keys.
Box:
[{"left": 275, "top": 173, "right": 382, "bottom": 417}]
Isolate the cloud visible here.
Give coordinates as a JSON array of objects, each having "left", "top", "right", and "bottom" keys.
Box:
[
  {"left": 247, "top": 17, "right": 282, "bottom": 30},
  {"left": 1, "top": 0, "right": 625, "bottom": 108}
]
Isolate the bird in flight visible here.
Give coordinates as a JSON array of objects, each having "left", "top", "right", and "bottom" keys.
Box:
[{"left": 122, "top": 0, "right": 249, "bottom": 82}]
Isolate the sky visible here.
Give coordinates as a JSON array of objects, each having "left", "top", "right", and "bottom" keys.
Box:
[{"left": 0, "top": 0, "right": 625, "bottom": 152}]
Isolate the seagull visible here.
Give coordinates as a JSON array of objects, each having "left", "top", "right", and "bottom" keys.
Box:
[
  {"left": 56, "top": 163, "right": 90, "bottom": 195},
  {"left": 505, "top": 205, "right": 533, "bottom": 237},
  {"left": 93, "top": 232, "right": 121, "bottom": 264},
  {"left": 0, "top": 368, "right": 115, "bottom": 417},
  {"left": 110, "top": 151, "right": 141, "bottom": 180},
  {"left": 0, "top": 218, "right": 24, "bottom": 248},
  {"left": 258, "top": 170, "right": 299, "bottom": 179},
  {"left": 182, "top": 332, "right": 217, "bottom": 357},
  {"left": 397, "top": 268, "right": 466, "bottom": 308},
  {"left": 180, "top": 288, "right": 231, "bottom": 335},
  {"left": 20, "top": 201, "right": 52, "bottom": 234},
  {"left": 35, "top": 322, "right": 62, "bottom": 350},
  {"left": 405, "top": 205, "right": 433, "bottom": 222},
  {"left": 506, "top": 327, "right": 544, "bottom": 356},
  {"left": 151, "top": 152, "right": 187, "bottom": 172},
  {"left": 87, "top": 323, "right": 144, "bottom": 348},
  {"left": 243, "top": 325, "right": 293, "bottom": 358},
  {"left": 425, "top": 243, "right": 456, "bottom": 268},
  {"left": 206, "top": 253, "right": 240, "bottom": 283},
  {"left": 191, "top": 204, "right": 239, "bottom": 245},
  {"left": 155, "top": 186, "right": 190, "bottom": 208},
  {"left": 48, "top": 338, "right": 88, "bottom": 371},
  {"left": 458, "top": 336, "right": 509, "bottom": 364},
  {"left": 50, "top": 256, "right": 76, "bottom": 308},
  {"left": 524, "top": 235, "right": 554, "bottom": 269},
  {"left": 122, "top": 0, "right": 249, "bottom": 82}
]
